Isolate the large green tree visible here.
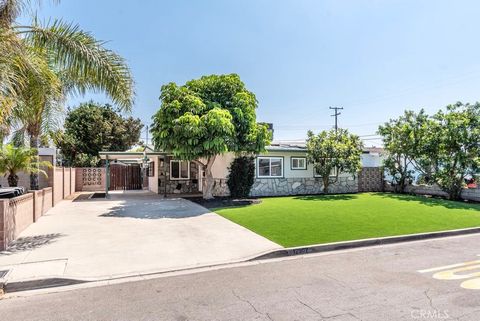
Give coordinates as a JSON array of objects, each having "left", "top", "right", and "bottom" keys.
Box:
[
  {"left": 0, "top": 0, "right": 135, "bottom": 188},
  {"left": 424, "top": 102, "right": 480, "bottom": 200},
  {"left": 306, "top": 128, "right": 363, "bottom": 194},
  {"left": 54, "top": 102, "right": 143, "bottom": 167},
  {"left": 378, "top": 110, "right": 430, "bottom": 193},
  {"left": 378, "top": 102, "right": 480, "bottom": 200},
  {"left": 151, "top": 74, "right": 270, "bottom": 199}
]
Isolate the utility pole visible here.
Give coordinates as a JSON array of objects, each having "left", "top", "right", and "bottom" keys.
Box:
[
  {"left": 145, "top": 125, "right": 149, "bottom": 147},
  {"left": 329, "top": 106, "right": 343, "bottom": 133}
]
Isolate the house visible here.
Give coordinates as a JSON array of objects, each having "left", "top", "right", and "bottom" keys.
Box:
[{"left": 99, "top": 141, "right": 384, "bottom": 197}]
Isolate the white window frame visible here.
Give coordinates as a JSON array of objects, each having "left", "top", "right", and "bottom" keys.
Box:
[
  {"left": 291, "top": 157, "right": 307, "bottom": 170},
  {"left": 314, "top": 165, "right": 338, "bottom": 177},
  {"left": 170, "top": 160, "right": 190, "bottom": 180},
  {"left": 257, "top": 157, "right": 284, "bottom": 178}
]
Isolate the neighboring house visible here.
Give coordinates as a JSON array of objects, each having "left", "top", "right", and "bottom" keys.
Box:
[
  {"left": 0, "top": 147, "right": 56, "bottom": 189},
  {"left": 99, "top": 140, "right": 384, "bottom": 197}
]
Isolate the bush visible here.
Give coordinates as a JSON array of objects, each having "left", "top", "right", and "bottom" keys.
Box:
[{"left": 227, "top": 156, "right": 255, "bottom": 198}]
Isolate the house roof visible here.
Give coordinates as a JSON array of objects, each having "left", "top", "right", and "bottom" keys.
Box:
[
  {"left": 266, "top": 141, "right": 307, "bottom": 152},
  {"left": 98, "top": 151, "right": 166, "bottom": 160},
  {"left": 266, "top": 140, "right": 384, "bottom": 154}
]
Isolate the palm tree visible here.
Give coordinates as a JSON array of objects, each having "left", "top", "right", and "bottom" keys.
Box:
[
  {"left": 0, "top": 0, "right": 135, "bottom": 189},
  {"left": 0, "top": 144, "right": 51, "bottom": 187}
]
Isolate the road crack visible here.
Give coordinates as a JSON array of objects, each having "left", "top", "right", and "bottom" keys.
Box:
[
  {"left": 296, "top": 297, "right": 324, "bottom": 317},
  {"left": 231, "top": 290, "right": 273, "bottom": 320},
  {"left": 424, "top": 289, "right": 436, "bottom": 311}
]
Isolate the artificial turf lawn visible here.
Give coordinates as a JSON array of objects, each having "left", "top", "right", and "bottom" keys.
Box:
[{"left": 214, "top": 193, "right": 480, "bottom": 247}]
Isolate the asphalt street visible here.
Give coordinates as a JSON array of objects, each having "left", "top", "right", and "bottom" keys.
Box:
[{"left": 2, "top": 234, "right": 480, "bottom": 321}]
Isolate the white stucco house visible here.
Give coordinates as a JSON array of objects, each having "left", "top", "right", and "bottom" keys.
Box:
[{"left": 99, "top": 141, "right": 384, "bottom": 197}]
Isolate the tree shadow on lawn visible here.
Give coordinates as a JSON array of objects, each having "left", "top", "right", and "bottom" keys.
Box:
[
  {"left": 292, "top": 194, "right": 358, "bottom": 201},
  {"left": 376, "top": 192, "right": 480, "bottom": 211}
]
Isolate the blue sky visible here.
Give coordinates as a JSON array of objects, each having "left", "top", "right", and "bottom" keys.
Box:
[{"left": 28, "top": 0, "right": 480, "bottom": 145}]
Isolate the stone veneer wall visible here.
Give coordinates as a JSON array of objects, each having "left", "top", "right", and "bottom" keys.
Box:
[
  {"left": 401, "top": 184, "right": 480, "bottom": 202},
  {"left": 250, "top": 176, "right": 358, "bottom": 197},
  {"left": 212, "top": 178, "right": 230, "bottom": 197},
  {"left": 161, "top": 157, "right": 199, "bottom": 194}
]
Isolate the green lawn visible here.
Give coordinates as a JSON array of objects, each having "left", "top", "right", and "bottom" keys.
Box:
[{"left": 214, "top": 193, "right": 480, "bottom": 247}]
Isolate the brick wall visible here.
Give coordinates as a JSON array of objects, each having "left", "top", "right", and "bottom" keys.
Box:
[
  {"left": 31, "top": 188, "right": 53, "bottom": 222},
  {"left": 53, "top": 167, "right": 64, "bottom": 205},
  {"left": 0, "top": 166, "right": 77, "bottom": 250},
  {"left": 0, "top": 193, "right": 34, "bottom": 250}
]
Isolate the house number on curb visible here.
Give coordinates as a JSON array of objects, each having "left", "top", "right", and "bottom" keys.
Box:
[{"left": 418, "top": 256, "right": 480, "bottom": 290}]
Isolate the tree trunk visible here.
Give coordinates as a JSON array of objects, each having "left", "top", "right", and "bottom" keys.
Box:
[
  {"left": 7, "top": 173, "right": 18, "bottom": 187},
  {"left": 29, "top": 135, "right": 40, "bottom": 190},
  {"left": 448, "top": 180, "right": 464, "bottom": 201},
  {"left": 322, "top": 176, "right": 330, "bottom": 194},
  {"left": 203, "top": 155, "right": 216, "bottom": 200}
]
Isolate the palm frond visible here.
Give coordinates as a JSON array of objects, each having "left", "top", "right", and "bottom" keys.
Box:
[
  {"left": 0, "top": 0, "right": 59, "bottom": 26},
  {"left": 19, "top": 19, "right": 135, "bottom": 111}
]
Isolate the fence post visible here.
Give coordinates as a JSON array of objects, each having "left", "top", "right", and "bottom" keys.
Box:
[{"left": 62, "top": 167, "right": 65, "bottom": 199}]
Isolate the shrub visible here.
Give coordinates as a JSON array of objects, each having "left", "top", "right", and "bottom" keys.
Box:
[{"left": 227, "top": 156, "right": 255, "bottom": 198}]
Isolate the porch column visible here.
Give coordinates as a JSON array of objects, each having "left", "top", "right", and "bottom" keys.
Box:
[{"left": 105, "top": 159, "right": 110, "bottom": 198}]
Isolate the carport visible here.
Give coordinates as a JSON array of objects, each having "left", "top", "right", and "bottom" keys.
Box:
[{"left": 99, "top": 150, "right": 167, "bottom": 197}]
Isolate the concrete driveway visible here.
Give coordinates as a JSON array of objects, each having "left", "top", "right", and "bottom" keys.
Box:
[{"left": 0, "top": 191, "right": 281, "bottom": 283}]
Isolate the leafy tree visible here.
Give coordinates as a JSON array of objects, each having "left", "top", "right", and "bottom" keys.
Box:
[
  {"left": 0, "top": 144, "right": 51, "bottom": 187},
  {"left": 0, "top": 1, "right": 135, "bottom": 188},
  {"left": 378, "top": 110, "right": 429, "bottom": 193},
  {"left": 227, "top": 156, "right": 255, "bottom": 198},
  {"left": 54, "top": 102, "right": 143, "bottom": 167},
  {"left": 423, "top": 102, "right": 480, "bottom": 200},
  {"left": 151, "top": 74, "right": 270, "bottom": 199},
  {"left": 306, "top": 129, "right": 363, "bottom": 193}
]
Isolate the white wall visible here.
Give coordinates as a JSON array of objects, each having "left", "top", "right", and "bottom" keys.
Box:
[
  {"left": 256, "top": 151, "right": 377, "bottom": 179},
  {"left": 256, "top": 151, "right": 313, "bottom": 178},
  {"left": 148, "top": 156, "right": 159, "bottom": 194},
  {"left": 210, "top": 153, "right": 235, "bottom": 179},
  {"left": 361, "top": 153, "right": 383, "bottom": 167}
]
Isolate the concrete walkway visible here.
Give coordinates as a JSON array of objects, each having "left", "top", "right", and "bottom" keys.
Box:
[{"left": 0, "top": 191, "right": 281, "bottom": 283}]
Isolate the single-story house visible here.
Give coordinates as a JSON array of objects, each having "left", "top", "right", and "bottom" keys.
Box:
[{"left": 99, "top": 141, "right": 384, "bottom": 197}]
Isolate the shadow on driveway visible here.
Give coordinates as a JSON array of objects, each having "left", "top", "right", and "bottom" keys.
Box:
[
  {"left": 1, "top": 233, "right": 65, "bottom": 255},
  {"left": 99, "top": 199, "right": 211, "bottom": 219}
]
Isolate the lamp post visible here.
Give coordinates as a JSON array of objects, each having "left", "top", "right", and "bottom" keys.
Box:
[{"left": 141, "top": 150, "right": 149, "bottom": 189}]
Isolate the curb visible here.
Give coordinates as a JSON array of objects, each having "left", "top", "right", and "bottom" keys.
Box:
[
  {"left": 4, "top": 227, "right": 480, "bottom": 296},
  {"left": 0, "top": 278, "right": 5, "bottom": 299},
  {"left": 250, "top": 226, "right": 480, "bottom": 260}
]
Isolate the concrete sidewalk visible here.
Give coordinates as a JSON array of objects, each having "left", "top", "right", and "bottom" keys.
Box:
[{"left": 0, "top": 192, "right": 281, "bottom": 284}]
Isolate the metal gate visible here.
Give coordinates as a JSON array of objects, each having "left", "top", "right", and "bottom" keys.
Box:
[{"left": 109, "top": 164, "right": 142, "bottom": 190}]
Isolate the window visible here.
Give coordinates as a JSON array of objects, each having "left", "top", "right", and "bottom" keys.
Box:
[
  {"left": 257, "top": 157, "right": 283, "bottom": 178},
  {"left": 147, "top": 162, "right": 155, "bottom": 177},
  {"left": 170, "top": 160, "right": 190, "bottom": 180},
  {"left": 314, "top": 165, "right": 338, "bottom": 177},
  {"left": 291, "top": 157, "right": 307, "bottom": 170}
]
